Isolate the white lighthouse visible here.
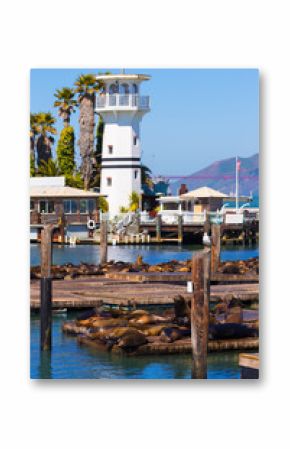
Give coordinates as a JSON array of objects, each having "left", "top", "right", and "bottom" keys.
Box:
[{"left": 95, "top": 73, "right": 150, "bottom": 217}]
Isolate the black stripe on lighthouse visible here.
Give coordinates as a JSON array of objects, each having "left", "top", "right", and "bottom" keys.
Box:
[
  {"left": 101, "top": 165, "right": 141, "bottom": 169},
  {"left": 101, "top": 157, "right": 141, "bottom": 162}
]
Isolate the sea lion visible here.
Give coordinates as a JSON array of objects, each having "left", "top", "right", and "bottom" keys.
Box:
[
  {"left": 142, "top": 325, "right": 166, "bottom": 337},
  {"left": 160, "top": 326, "right": 190, "bottom": 343},
  {"left": 209, "top": 323, "right": 258, "bottom": 340},
  {"left": 128, "top": 309, "right": 149, "bottom": 318},
  {"left": 173, "top": 295, "right": 191, "bottom": 325},
  {"left": 117, "top": 329, "right": 147, "bottom": 350},
  {"left": 90, "top": 317, "right": 128, "bottom": 329},
  {"left": 129, "top": 313, "right": 168, "bottom": 325},
  {"left": 225, "top": 306, "right": 243, "bottom": 324}
]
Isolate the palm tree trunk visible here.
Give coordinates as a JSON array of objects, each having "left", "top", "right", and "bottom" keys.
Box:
[
  {"left": 37, "top": 135, "right": 52, "bottom": 167},
  {"left": 30, "top": 135, "right": 35, "bottom": 163},
  {"left": 79, "top": 94, "right": 95, "bottom": 190},
  {"left": 63, "top": 111, "right": 70, "bottom": 128}
]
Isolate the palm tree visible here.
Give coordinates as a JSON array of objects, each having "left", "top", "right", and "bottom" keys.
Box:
[
  {"left": 141, "top": 164, "right": 153, "bottom": 186},
  {"left": 53, "top": 87, "right": 77, "bottom": 127},
  {"left": 74, "top": 74, "right": 102, "bottom": 190},
  {"left": 37, "top": 159, "right": 61, "bottom": 177},
  {"left": 30, "top": 113, "right": 39, "bottom": 174},
  {"left": 35, "top": 112, "right": 57, "bottom": 168}
]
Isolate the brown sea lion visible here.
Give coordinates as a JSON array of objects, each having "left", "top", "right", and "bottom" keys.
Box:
[
  {"left": 209, "top": 323, "right": 259, "bottom": 340},
  {"left": 225, "top": 306, "right": 243, "bottom": 324},
  {"left": 173, "top": 295, "right": 191, "bottom": 325},
  {"left": 129, "top": 313, "right": 168, "bottom": 325},
  {"left": 90, "top": 317, "right": 129, "bottom": 329},
  {"left": 117, "top": 329, "right": 147, "bottom": 350},
  {"left": 128, "top": 309, "right": 149, "bottom": 318},
  {"left": 160, "top": 326, "right": 190, "bottom": 343},
  {"left": 142, "top": 325, "right": 166, "bottom": 337}
]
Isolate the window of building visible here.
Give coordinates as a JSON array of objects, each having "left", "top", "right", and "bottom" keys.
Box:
[
  {"left": 39, "top": 200, "right": 54, "bottom": 214},
  {"left": 80, "top": 200, "right": 88, "bottom": 214},
  {"left": 133, "top": 83, "right": 138, "bottom": 94},
  {"left": 134, "top": 170, "right": 138, "bottom": 179},
  {"left": 108, "top": 145, "right": 113, "bottom": 154},
  {"left": 63, "top": 199, "right": 78, "bottom": 214},
  {"left": 79, "top": 199, "right": 96, "bottom": 214},
  {"left": 133, "top": 136, "right": 137, "bottom": 145},
  {"left": 107, "top": 177, "right": 112, "bottom": 187},
  {"left": 30, "top": 200, "right": 35, "bottom": 211}
]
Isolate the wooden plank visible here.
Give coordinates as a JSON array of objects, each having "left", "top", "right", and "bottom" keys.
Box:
[{"left": 239, "top": 353, "right": 259, "bottom": 370}]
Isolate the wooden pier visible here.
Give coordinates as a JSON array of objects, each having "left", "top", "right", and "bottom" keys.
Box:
[
  {"left": 30, "top": 275, "right": 259, "bottom": 309},
  {"left": 239, "top": 353, "right": 259, "bottom": 378}
]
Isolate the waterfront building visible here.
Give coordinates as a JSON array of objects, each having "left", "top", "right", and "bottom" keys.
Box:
[
  {"left": 30, "top": 176, "right": 102, "bottom": 241},
  {"left": 95, "top": 73, "right": 150, "bottom": 217}
]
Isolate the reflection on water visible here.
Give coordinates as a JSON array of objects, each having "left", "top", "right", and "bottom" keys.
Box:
[
  {"left": 31, "top": 314, "right": 241, "bottom": 379},
  {"left": 30, "top": 243, "right": 258, "bottom": 267}
]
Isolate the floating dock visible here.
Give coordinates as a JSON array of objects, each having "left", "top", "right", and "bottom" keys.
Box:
[
  {"left": 77, "top": 335, "right": 259, "bottom": 355},
  {"left": 30, "top": 274, "right": 259, "bottom": 309}
]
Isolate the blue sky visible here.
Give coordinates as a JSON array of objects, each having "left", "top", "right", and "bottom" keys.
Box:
[{"left": 30, "top": 68, "right": 259, "bottom": 176}]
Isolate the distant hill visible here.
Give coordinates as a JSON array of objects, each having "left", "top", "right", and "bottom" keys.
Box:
[{"left": 170, "top": 154, "right": 259, "bottom": 197}]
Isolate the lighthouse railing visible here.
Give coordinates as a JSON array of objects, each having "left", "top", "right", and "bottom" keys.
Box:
[{"left": 96, "top": 94, "right": 150, "bottom": 109}]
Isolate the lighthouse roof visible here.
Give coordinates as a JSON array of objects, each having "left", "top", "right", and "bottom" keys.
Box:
[{"left": 95, "top": 73, "right": 150, "bottom": 82}]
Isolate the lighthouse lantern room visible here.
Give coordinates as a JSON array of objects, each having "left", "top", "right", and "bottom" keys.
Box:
[{"left": 95, "top": 73, "right": 150, "bottom": 217}]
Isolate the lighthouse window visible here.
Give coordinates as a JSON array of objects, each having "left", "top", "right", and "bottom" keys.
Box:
[
  {"left": 120, "top": 83, "right": 129, "bottom": 94},
  {"left": 109, "top": 83, "right": 118, "bottom": 94},
  {"left": 133, "top": 136, "right": 137, "bottom": 145},
  {"left": 107, "top": 177, "right": 112, "bottom": 186},
  {"left": 108, "top": 145, "right": 113, "bottom": 154},
  {"left": 134, "top": 170, "right": 138, "bottom": 179}
]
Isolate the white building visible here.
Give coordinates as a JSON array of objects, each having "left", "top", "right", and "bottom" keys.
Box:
[{"left": 95, "top": 73, "right": 150, "bottom": 217}]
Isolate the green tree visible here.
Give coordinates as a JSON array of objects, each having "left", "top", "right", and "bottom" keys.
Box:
[
  {"left": 35, "top": 112, "right": 57, "bottom": 167},
  {"left": 56, "top": 126, "right": 75, "bottom": 176},
  {"left": 30, "top": 113, "right": 39, "bottom": 173},
  {"left": 74, "top": 74, "right": 102, "bottom": 190},
  {"left": 37, "top": 159, "right": 61, "bottom": 177},
  {"left": 30, "top": 154, "right": 36, "bottom": 177},
  {"left": 54, "top": 87, "right": 77, "bottom": 127},
  {"left": 99, "top": 196, "right": 109, "bottom": 212},
  {"left": 65, "top": 171, "right": 84, "bottom": 189},
  {"left": 129, "top": 191, "right": 140, "bottom": 212}
]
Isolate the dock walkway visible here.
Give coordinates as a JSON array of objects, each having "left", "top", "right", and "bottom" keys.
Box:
[{"left": 30, "top": 275, "right": 259, "bottom": 309}]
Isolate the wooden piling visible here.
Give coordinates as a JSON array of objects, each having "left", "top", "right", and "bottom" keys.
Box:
[
  {"left": 156, "top": 214, "right": 162, "bottom": 242},
  {"left": 178, "top": 215, "right": 183, "bottom": 242},
  {"left": 40, "top": 224, "right": 54, "bottom": 351},
  {"left": 191, "top": 250, "right": 210, "bottom": 379},
  {"left": 211, "top": 224, "right": 221, "bottom": 273},
  {"left": 100, "top": 218, "right": 108, "bottom": 264}
]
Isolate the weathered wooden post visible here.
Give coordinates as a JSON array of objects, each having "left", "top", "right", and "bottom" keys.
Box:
[
  {"left": 40, "top": 224, "right": 54, "bottom": 351},
  {"left": 178, "top": 214, "right": 183, "bottom": 243},
  {"left": 100, "top": 216, "right": 108, "bottom": 264},
  {"left": 191, "top": 249, "right": 211, "bottom": 379},
  {"left": 211, "top": 223, "right": 221, "bottom": 273},
  {"left": 136, "top": 212, "right": 140, "bottom": 235},
  {"left": 156, "top": 214, "right": 162, "bottom": 242}
]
